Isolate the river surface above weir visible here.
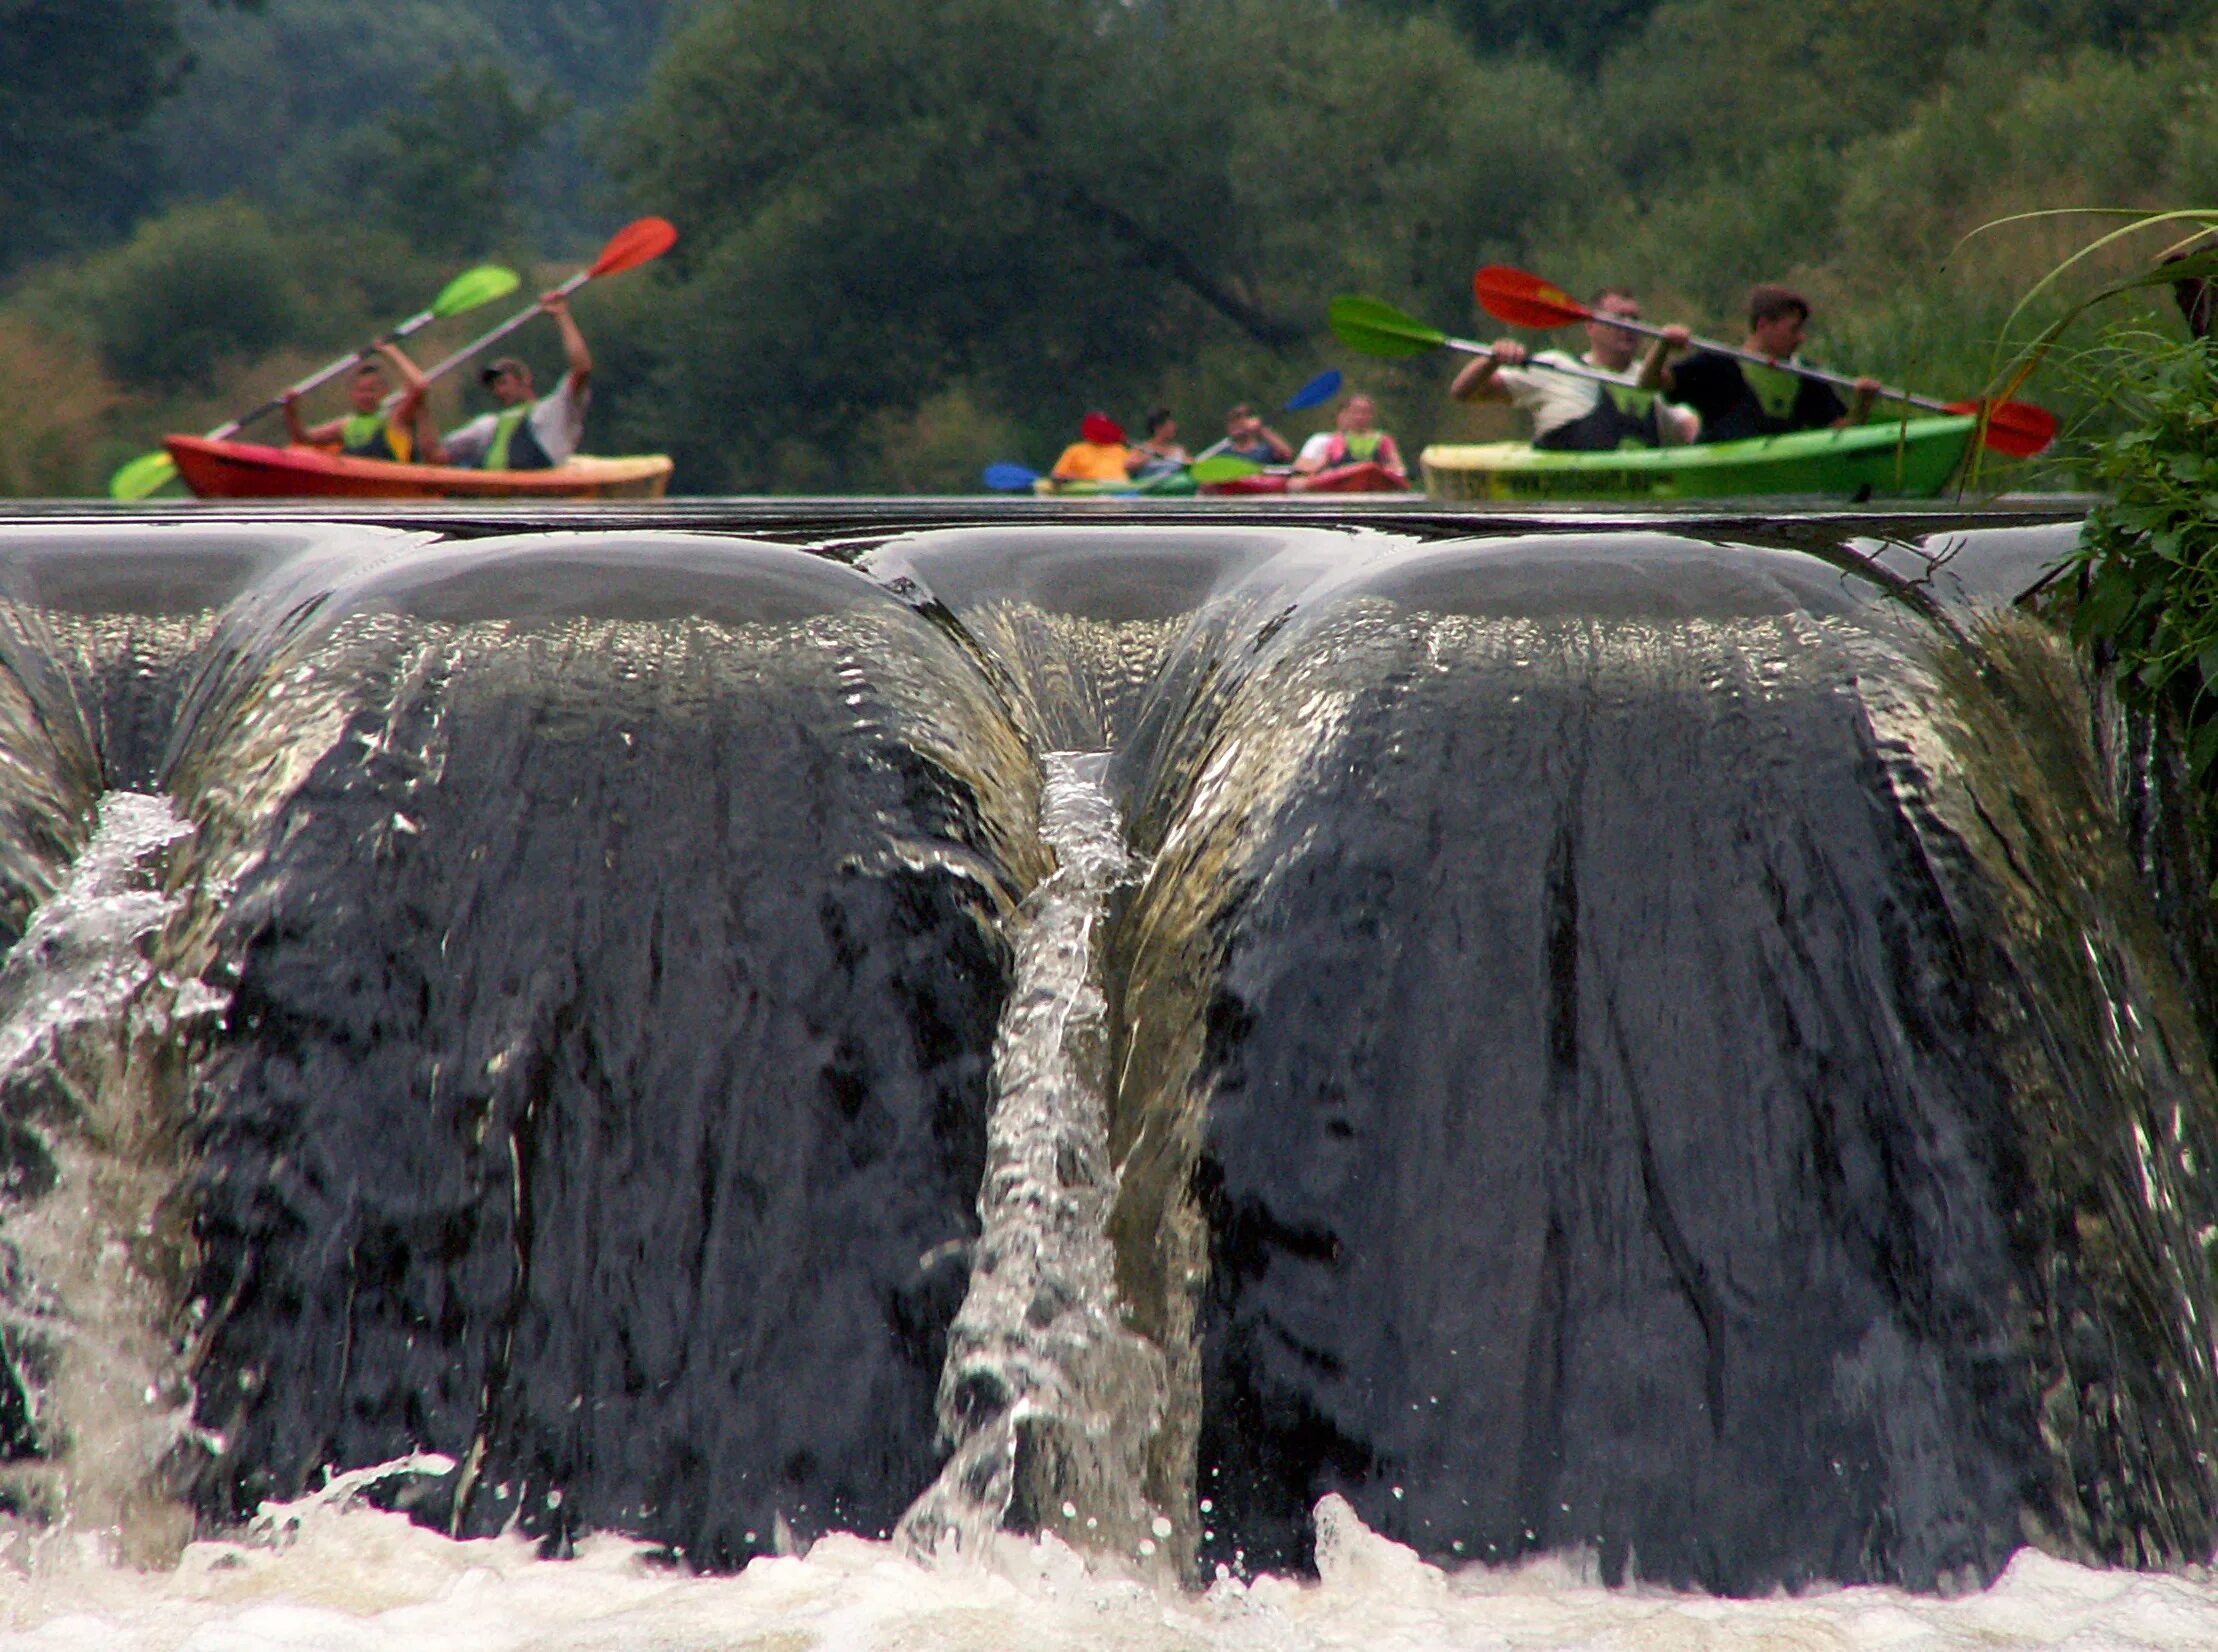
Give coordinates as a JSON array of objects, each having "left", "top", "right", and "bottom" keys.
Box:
[{"left": 0, "top": 496, "right": 2213, "bottom": 1651}]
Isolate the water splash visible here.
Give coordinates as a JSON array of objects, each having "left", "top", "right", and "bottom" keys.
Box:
[
  {"left": 0, "top": 792, "right": 218, "bottom": 1564},
  {"left": 899, "top": 751, "right": 1169, "bottom": 1570}
]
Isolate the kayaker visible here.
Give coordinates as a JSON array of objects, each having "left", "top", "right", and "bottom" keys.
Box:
[
  {"left": 1051, "top": 412, "right": 1134, "bottom": 483},
  {"left": 1450, "top": 287, "right": 1699, "bottom": 450},
  {"left": 1217, "top": 403, "right": 1293, "bottom": 466},
  {"left": 281, "top": 343, "right": 434, "bottom": 462},
  {"left": 1639, "top": 284, "right": 1879, "bottom": 443},
  {"left": 433, "top": 290, "right": 593, "bottom": 471},
  {"left": 1291, "top": 393, "right": 1407, "bottom": 484},
  {"left": 1128, "top": 408, "right": 1191, "bottom": 480}
]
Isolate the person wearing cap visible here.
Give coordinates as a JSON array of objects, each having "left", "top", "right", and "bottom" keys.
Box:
[
  {"left": 433, "top": 290, "right": 593, "bottom": 470},
  {"left": 281, "top": 341, "right": 436, "bottom": 462},
  {"left": 1051, "top": 412, "right": 1134, "bottom": 483}
]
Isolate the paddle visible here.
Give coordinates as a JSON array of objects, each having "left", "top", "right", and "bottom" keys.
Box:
[
  {"left": 1191, "top": 369, "right": 1345, "bottom": 466},
  {"left": 1330, "top": 293, "right": 1648, "bottom": 390},
  {"left": 107, "top": 263, "right": 521, "bottom": 500},
  {"left": 413, "top": 217, "right": 678, "bottom": 392},
  {"left": 1471, "top": 266, "right": 2058, "bottom": 458}
]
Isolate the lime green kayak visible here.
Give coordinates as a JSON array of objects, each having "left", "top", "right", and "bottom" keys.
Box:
[
  {"left": 1420, "top": 415, "right": 1978, "bottom": 502},
  {"left": 1030, "top": 469, "right": 1198, "bottom": 498}
]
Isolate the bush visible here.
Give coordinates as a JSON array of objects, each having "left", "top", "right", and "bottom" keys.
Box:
[{"left": 68, "top": 201, "right": 306, "bottom": 391}]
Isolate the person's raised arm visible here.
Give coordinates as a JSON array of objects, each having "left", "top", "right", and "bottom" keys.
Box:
[
  {"left": 280, "top": 391, "right": 342, "bottom": 448},
  {"left": 1257, "top": 423, "right": 1294, "bottom": 462},
  {"left": 1449, "top": 339, "right": 1527, "bottom": 403},
  {"left": 545, "top": 291, "right": 591, "bottom": 392}
]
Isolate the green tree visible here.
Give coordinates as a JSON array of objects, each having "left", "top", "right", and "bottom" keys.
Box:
[
  {"left": 0, "top": 0, "right": 261, "bottom": 275},
  {"left": 611, "top": 0, "right": 1579, "bottom": 488},
  {"left": 359, "top": 62, "right": 568, "bottom": 257}
]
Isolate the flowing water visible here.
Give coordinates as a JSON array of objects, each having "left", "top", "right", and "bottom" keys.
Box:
[{"left": 0, "top": 504, "right": 2212, "bottom": 1648}]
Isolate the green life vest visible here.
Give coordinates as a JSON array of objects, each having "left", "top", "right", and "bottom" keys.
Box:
[
  {"left": 1741, "top": 362, "right": 1804, "bottom": 424},
  {"left": 339, "top": 409, "right": 405, "bottom": 462},
  {"left": 1535, "top": 380, "right": 1666, "bottom": 453},
  {"left": 1327, "top": 430, "right": 1384, "bottom": 464},
  {"left": 483, "top": 404, "right": 554, "bottom": 472}
]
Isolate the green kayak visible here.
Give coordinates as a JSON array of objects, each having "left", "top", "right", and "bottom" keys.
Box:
[
  {"left": 1031, "top": 470, "right": 1198, "bottom": 498},
  {"left": 1421, "top": 414, "right": 1977, "bottom": 502}
]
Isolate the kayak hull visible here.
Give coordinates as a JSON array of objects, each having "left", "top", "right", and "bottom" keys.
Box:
[
  {"left": 1420, "top": 415, "right": 1978, "bottom": 502},
  {"left": 164, "top": 436, "right": 675, "bottom": 501},
  {"left": 1030, "top": 472, "right": 1198, "bottom": 497},
  {"left": 1201, "top": 461, "right": 1411, "bottom": 496}
]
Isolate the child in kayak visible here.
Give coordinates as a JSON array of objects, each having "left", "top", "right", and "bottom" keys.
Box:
[
  {"left": 1051, "top": 412, "right": 1134, "bottom": 483},
  {"left": 1128, "top": 408, "right": 1191, "bottom": 480},
  {"left": 1291, "top": 393, "right": 1407, "bottom": 486},
  {"left": 281, "top": 342, "right": 435, "bottom": 462}
]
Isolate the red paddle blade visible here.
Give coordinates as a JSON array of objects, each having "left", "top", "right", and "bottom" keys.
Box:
[
  {"left": 1474, "top": 265, "right": 1591, "bottom": 329},
  {"left": 590, "top": 217, "right": 678, "bottom": 279},
  {"left": 1942, "top": 398, "right": 2058, "bottom": 458}
]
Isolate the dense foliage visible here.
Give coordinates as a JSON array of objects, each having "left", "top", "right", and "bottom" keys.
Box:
[
  {"left": 7, "top": 0, "right": 2218, "bottom": 494},
  {"left": 2068, "top": 331, "right": 2218, "bottom": 797}
]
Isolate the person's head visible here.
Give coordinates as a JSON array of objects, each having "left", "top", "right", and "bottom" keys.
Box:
[
  {"left": 1080, "top": 410, "right": 1123, "bottom": 446},
  {"left": 348, "top": 361, "right": 388, "bottom": 413},
  {"left": 1146, "top": 406, "right": 1176, "bottom": 441},
  {"left": 1337, "top": 394, "right": 1378, "bottom": 432},
  {"left": 1583, "top": 287, "right": 1645, "bottom": 371},
  {"left": 482, "top": 356, "right": 535, "bottom": 408},
  {"left": 1226, "top": 402, "right": 1259, "bottom": 438},
  {"left": 1746, "top": 284, "right": 1810, "bottom": 357}
]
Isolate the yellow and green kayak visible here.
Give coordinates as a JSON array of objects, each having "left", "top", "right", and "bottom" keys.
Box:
[{"left": 1420, "top": 414, "right": 1978, "bottom": 502}]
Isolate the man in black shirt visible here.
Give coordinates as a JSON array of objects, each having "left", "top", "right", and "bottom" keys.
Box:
[{"left": 1639, "top": 284, "right": 1879, "bottom": 444}]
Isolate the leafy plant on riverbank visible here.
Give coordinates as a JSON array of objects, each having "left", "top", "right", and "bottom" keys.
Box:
[{"left": 2067, "top": 328, "right": 2218, "bottom": 789}]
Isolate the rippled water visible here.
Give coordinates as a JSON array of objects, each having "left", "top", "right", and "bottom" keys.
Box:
[{"left": 0, "top": 504, "right": 2210, "bottom": 1648}]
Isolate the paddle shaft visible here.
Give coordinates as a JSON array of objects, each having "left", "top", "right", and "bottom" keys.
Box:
[
  {"left": 1517, "top": 304, "right": 1926, "bottom": 411},
  {"left": 209, "top": 302, "right": 443, "bottom": 440},
  {"left": 1445, "top": 334, "right": 1647, "bottom": 389},
  {"left": 415, "top": 268, "right": 594, "bottom": 393}
]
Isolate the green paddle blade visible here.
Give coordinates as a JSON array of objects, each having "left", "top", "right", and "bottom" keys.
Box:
[
  {"left": 1329, "top": 294, "right": 1446, "bottom": 358},
  {"left": 1189, "top": 454, "right": 1267, "bottom": 484},
  {"left": 431, "top": 264, "right": 520, "bottom": 318},
  {"left": 108, "top": 450, "right": 179, "bottom": 501}
]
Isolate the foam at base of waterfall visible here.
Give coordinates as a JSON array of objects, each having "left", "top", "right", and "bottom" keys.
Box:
[{"left": 0, "top": 1491, "right": 2211, "bottom": 1651}]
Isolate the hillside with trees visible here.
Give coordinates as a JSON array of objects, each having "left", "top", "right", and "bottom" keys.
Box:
[{"left": 4, "top": 0, "right": 2216, "bottom": 494}]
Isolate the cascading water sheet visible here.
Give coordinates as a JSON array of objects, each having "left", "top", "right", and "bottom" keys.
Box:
[{"left": 0, "top": 507, "right": 2211, "bottom": 1649}]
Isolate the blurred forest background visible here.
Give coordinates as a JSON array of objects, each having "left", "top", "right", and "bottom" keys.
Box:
[{"left": 2, "top": 0, "right": 2215, "bottom": 495}]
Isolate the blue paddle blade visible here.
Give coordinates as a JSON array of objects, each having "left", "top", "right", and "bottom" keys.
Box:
[
  {"left": 1283, "top": 369, "right": 1342, "bottom": 412},
  {"left": 983, "top": 462, "right": 1041, "bottom": 492}
]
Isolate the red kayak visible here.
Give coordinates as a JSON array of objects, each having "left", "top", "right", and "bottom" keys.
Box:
[
  {"left": 163, "top": 435, "right": 675, "bottom": 501},
  {"left": 1199, "top": 461, "right": 1412, "bottom": 496}
]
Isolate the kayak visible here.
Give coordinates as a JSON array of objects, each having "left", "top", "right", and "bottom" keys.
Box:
[
  {"left": 1029, "top": 471, "right": 1197, "bottom": 497},
  {"left": 1200, "top": 461, "right": 1412, "bottom": 496},
  {"left": 1026, "top": 462, "right": 1411, "bottom": 498},
  {"left": 163, "top": 435, "right": 675, "bottom": 501},
  {"left": 1419, "top": 415, "right": 1977, "bottom": 502}
]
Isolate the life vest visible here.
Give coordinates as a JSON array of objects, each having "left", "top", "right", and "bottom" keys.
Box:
[
  {"left": 339, "top": 409, "right": 410, "bottom": 463},
  {"left": 483, "top": 403, "right": 554, "bottom": 471},
  {"left": 1740, "top": 361, "right": 1805, "bottom": 424},
  {"left": 1533, "top": 380, "right": 1666, "bottom": 452},
  {"left": 1321, "top": 431, "right": 1387, "bottom": 466}
]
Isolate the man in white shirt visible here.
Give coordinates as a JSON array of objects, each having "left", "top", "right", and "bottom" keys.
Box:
[
  {"left": 1450, "top": 287, "right": 1698, "bottom": 451},
  {"left": 435, "top": 291, "right": 593, "bottom": 471}
]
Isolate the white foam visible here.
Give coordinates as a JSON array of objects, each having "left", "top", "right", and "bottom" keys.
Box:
[{"left": 0, "top": 1490, "right": 2214, "bottom": 1651}]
